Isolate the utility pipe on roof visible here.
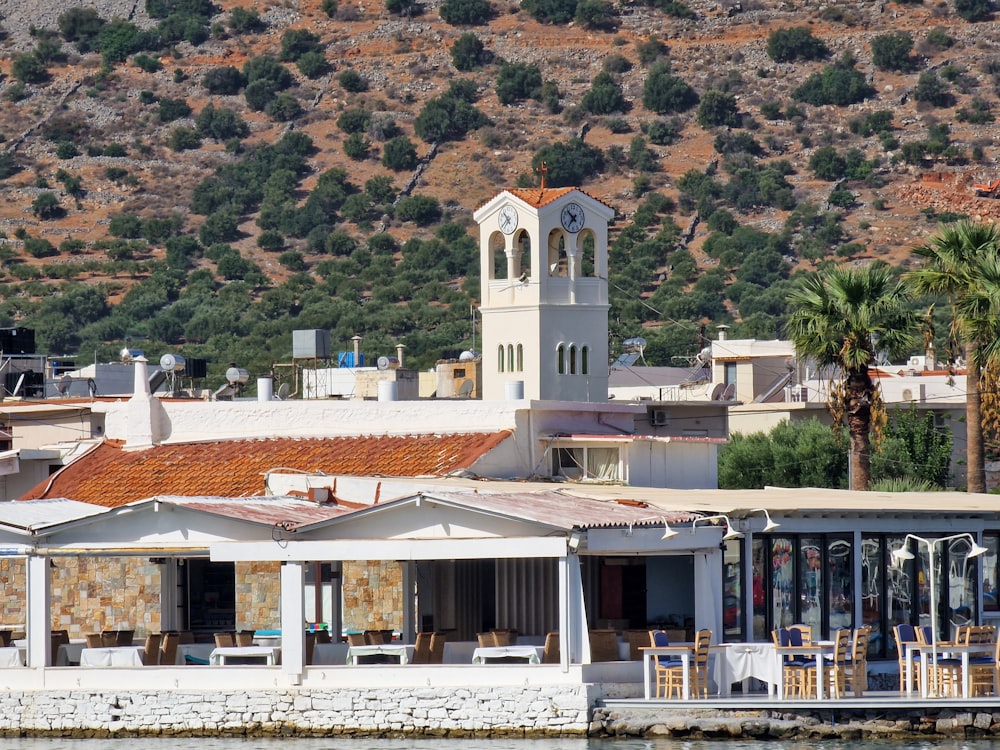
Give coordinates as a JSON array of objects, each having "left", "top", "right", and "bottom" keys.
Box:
[{"left": 29, "top": 547, "right": 210, "bottom": 558}]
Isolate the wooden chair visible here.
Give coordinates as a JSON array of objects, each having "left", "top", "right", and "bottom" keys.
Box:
[
  {"left": 0, "top": 629, "right": 11, "bottom": 647},
  {"left": 101, "top": 631, "right": 118, "bottom": 647},
  {"left": 160, "top": 632, "right": 180, "bottom": 666},
  {"left": 346, "top": 633, "right": 365, "bottom": 646},
  {"left": 235, "top": 630, "right": 255, "bottom": 646},
  {"left": 657, "top": 629, "right": 712, "bottom": 699},
  {"left": 970, "top": 630, "right": 1000, "bottom": 697},
  {"left": 85, "top": 633, "right": 103, "bottom": 648},
  {"left": 142, "top": 633, "right": 162, "bottom": 665},
  {"left": 115, "top": 629, "right": 135, "bottom": 646},
  {"left": 477, "top": 632, "right": 495, "bottom": 647},
  {"left": 893, "top": 623, "right": 920, "bottom": 693},
  {"left": 651, "top": 630, "right": 682, "bottom": 697},
  {"left": 788, "top": 624, "right": 813, "bottom": 645},
  {"left": 491, "top": 628, "right": 516, "bottom": 646},
  {"left": 588, "top": 629, "right": 619, "bottom": 662},
  {"left": 428, "top": 632, "right": 447, "bottom": 664},
  {"left": 364, "top": 629, "right": 389, "bottom": 645},
  {"left": 625, "top": 630, "right": 650, "bottom": 660},
  {"left": 542, "top": 632, "right": 560, "bottom": 664},
  {"left": 315, "top": 629, "right": 332, "bottom": 644},
  {"left": 844, "top": 626, "right": 871, "bottom": 697},
  {"left": 824, "top": 628, "right": 854, "bottom": 698},
  {"left": 775, "top": 627, "right": 815, "bottom": 698},
  {"left": 305, "top": 632, "right": 316, "bottom": 665},
  {"left": 916, "top": 624, "right": 934, "bottom": 645},
  {"left": 214, "top": 632, "right": 235, "bottom": 648},
  {"left": 412, "top": 631, "right": 433, "bottom": 664}
]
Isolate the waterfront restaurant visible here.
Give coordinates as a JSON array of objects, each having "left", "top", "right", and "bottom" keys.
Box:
[{"left": 0, "top": 483, "right": 999, "bottom": 700}]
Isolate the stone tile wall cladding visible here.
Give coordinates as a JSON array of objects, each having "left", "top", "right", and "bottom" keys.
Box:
[
  {"left": 0, "top": 557, "right": 402, "bottom": 637},
  {"left": 0, "top": 687, "right": 592, "bottom": 737},
  {"left": 342, "top": 560, "right": 403, "bottom": 632}
]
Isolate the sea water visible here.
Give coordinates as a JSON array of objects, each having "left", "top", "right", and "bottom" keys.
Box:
[{"left": 0, "top": 739, "right": 992, "bottom": 750}]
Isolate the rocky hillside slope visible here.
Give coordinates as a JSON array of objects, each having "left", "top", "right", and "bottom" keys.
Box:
[{"left": 0, "top": 0, "right": 996, "bottom": 365}]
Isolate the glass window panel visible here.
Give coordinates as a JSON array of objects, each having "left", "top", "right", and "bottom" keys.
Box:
[
  {"left": 723, "top": 538, "right": 743, "bottom": 642},
  {"left": 771, "top": 537, "right": 794, "bottom": 629},
  {"left": 861, "top": 536, "right": 884, "bottom": 658},
  {"left": 828, "top": 537, "right": 853, "bottom": 635},
  {"left": 557, "top": 346, "right": 565, "bottom": 375},
  {"left": 516, "top": 344, "right": 523, "bottom": 372},
  {"left": 947, "top": 536, "right": 977, "bottom": 641},
  {"left": 586, "top": 448, "right": 619, "bottom": 480},
  {"left": 581, "top": 346, "right": 589, "bottom": 375},
  {"left": 498, "top": 345, "right": 504, "bottom": 373},
  {"left": 752, "top": 538, "right": 767, "bottom": 641},
  {"left": 799, "top": 537, "right": 823, "bottom": 634},
  {"left": 553, "top": 447, "right": 582, "bottom": 479},
  {"left": 887, "top": 534, "right": 912, "bottom": 654},
  {"left": 984, "top": 534, "right": 999, "bottom": 613}
]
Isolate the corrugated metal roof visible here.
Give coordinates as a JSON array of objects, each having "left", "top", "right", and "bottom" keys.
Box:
[
  {"left": 389, "top": 490, "right": 698, "bottom": 530},
  {"left": 154, "top": 495, "right": 354, "bottom": 531},
  {"left": 0, "top": 498, "right": 106, "bottom": 531}
]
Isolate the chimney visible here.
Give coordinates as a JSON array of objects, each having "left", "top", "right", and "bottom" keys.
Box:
[
  {"left": 716, "top": 324, "right": 730, "bottom": 342},
  {"left": 125, "top": 356, "right": 159, "bottom": 449},
  {"left": 352, "top": 334, "right": 362, "bottom": 367},
  {"left": 395, "top": 343, "right": 406, "bottom": 368}
]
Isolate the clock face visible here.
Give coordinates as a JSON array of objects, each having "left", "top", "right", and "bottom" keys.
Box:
[
  {"left": 561, "top": 202, "right": 585, "bottom": 233},
  {"left": 498, "top": 206, "right": 518, "bottom": 235}
]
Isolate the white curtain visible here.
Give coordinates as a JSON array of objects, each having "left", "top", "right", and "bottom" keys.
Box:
[
  {"left": 694, "top": 550, "right": 723, "bottom": 640},
  {"left": 587, "top": 447, "right": 619, "bottom": 480}
]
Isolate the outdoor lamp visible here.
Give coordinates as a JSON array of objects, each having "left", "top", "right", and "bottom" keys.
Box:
[
  {"left": 751, "top": 508, "right": 780, "bottom": 532},
  {"left": 692, "top": 514, "right": 742, "bottom": 540}
]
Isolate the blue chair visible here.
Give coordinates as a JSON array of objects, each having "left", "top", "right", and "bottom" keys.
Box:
[
  {"left": 776, "top": 627, "right": 816, "bottom": 698},
  {"left": 651, "top": 630, "right": 680, "bottom": 697}
]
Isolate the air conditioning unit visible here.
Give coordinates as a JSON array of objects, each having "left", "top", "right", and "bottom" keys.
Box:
[{"left": 650, "top": 409, "right": 670, "bottom": 427}]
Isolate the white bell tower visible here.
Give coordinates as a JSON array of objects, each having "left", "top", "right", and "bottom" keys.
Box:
[{"left": 472, "top": 184, "right": 615, "bottom": 402}]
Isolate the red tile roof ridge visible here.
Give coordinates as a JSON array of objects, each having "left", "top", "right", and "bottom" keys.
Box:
[{"left": 477, "top": 187, "right": 615, "bottom": 213}]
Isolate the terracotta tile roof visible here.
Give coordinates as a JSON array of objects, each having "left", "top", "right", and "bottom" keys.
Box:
[
  {"left": 19, "top": 432, "right": 512, "bottom": 508},
  {"left": 477, "top": 187, "right": 615, "bottom": 213}
]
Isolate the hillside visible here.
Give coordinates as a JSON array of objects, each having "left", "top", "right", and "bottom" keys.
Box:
[{"left": 0, "top": 0, "right": 996, "bottom": 379}]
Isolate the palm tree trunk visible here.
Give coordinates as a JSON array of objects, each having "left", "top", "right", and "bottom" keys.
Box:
[
  {"left": 846, "top": 368, "right": 872, "bottom": 491},
  {"left": 967, "top": 343, "right": 986, "bottom": 493}
]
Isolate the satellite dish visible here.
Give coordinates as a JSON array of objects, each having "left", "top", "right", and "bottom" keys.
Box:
[
  {"left": 160, "top": 353, "right": 186, "bottom": 373},
  {"left": 377, "top": 356, "right": 390, "bottom": 371},
  {"left": 722, "top": 383, "right": 736, "bottom": 400},
  {"left": 710, "top": 383, "right": 725, "bottom": 400},
  {"left": 458, "top": 380, "right": 474, "bottom": 398},
  {"left": 277, "top": 383, "right": 290, "bottom": 400}
]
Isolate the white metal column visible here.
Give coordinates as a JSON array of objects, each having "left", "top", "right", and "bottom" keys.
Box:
[
  {"left": 26, "top": 555, "right": 49, "bottom": 668},
  {"left": 280, "top": 561, "right": 305, "bottom": 683}
]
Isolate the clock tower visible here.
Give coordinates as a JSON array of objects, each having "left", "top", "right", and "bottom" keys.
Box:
[{"left": 472, "top": 184, "right": 615, "bottom": 402}]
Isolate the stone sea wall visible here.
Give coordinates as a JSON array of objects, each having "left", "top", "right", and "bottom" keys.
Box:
[
  {"left": 0, "top": 686, "right": 591, "bottom": 737},
  {"left": 593, "top": 707, "right": 1000, "bottom": 740}
]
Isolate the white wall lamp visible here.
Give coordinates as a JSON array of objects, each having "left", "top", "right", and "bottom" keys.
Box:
[
  {"left": 627, "top": 516, "right": 679, "bottom": 540},
  {"left": 692, "top": 514, "right": 742, "bottom": 540},
  {"left": 751, "top": 508, "right": 780, "bottom": 533}
]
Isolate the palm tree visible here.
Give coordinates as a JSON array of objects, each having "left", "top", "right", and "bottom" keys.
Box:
[
  {"left": 907, "top": 220, "right": 1000, "bottom": 494},
  {"left": 786, "top": 263, "right": 916, "bottom": 490}
]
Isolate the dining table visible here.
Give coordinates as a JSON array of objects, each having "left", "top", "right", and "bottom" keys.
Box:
[
  {"left": 209, "top": 646, "right": 280, "bottom": 666},
  {"left": 904, "top": 641, "right": 996, "bottom": 698},
  {"left": 55, "top": 640, "right": 87, "bottom": 666},
  {"left": 715, "top": 642, "right": 781, "bottom": 696},
  {"left": 0, "top": 646, "right": 24, "bottom": 667},
  {"left": 470, "top": 645, "right": 543, "bottom": 664},
  {"left": 345, "top": 643, "right": 414, "bottom": 665},
  {"left": 79, "top": 646, "right": 145, "bottom": 667}
]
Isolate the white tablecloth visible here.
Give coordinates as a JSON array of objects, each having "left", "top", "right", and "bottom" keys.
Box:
[
  {"left": 79, "top": 647, "right": 144, "bottom": 667},
  {"left": 346, "top": 644, "right": 414, "bottom": 665},
  {"left": 210, "top": 646, "right": 280, "bottom": 666},
  {"left": 716, "top": 643, "right": 781, "bottom": 696},
  {"left": 0, "top": 646, "right": 24, "bottom": 667},
  {"left": 471, "top": 646, "right": 542, "bottom": 664},
  {"left": 312, "top": 643, "right": 349, "bottom": 665},
  {"left": 56, "top": 641, "right": 86, "bottom": 666}
]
